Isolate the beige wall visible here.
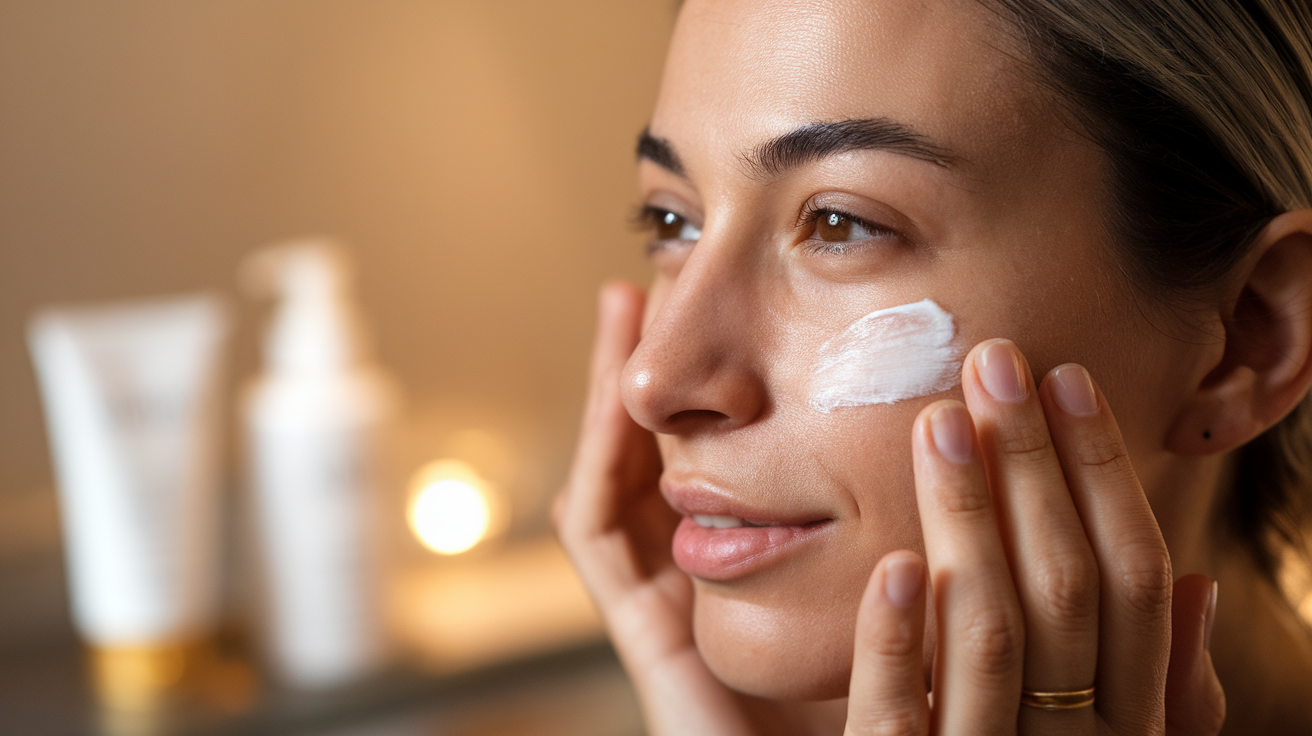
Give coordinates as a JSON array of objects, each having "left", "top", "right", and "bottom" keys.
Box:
[
  {"left": 0, "top": 0, "right": 671, "bottom": 515},
  {"left": 0, "top": 0, "right": 673, "bottom": 646}
]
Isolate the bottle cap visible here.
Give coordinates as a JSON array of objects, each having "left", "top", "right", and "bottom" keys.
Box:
[{"left": 89, "top": 641, "right": 191, "bottom": 713}]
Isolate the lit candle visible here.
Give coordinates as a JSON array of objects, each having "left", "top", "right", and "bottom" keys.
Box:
[{"left": 407, "top": 459, "right": 500, "bottom": 555}]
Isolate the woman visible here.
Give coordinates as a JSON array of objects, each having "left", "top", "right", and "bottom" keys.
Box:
[{"left": 553, "top": 0, "right": 1312, "bottom": 733}]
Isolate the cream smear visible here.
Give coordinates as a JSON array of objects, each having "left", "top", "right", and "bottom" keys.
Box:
[{"left": 810, "top": 298, "right": 962, "bottom": 412}]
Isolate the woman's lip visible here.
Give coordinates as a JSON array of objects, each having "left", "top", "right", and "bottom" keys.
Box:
[
  {"left": 660, "top": 479, "right": 831, "bottom": 527},
  {"left": 662, "top": 478, "right": 835, "bottom": 580},
  {"left": 672, "top": 516, "right": 833, "bottom": 581}
]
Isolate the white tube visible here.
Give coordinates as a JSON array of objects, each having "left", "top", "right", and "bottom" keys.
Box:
[{"left": 28, "top": 294, "right": 228, "bottom": 651}]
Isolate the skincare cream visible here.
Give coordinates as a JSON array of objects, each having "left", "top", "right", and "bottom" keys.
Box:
[
  {"left": 28, "top": 294, "right": 228, "bottom": 710},
  {"left": 810, "top": 298, "right": 961, "bottom": 412}
]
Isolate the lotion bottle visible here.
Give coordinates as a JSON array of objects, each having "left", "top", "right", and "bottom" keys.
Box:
[{"left": 241, "top": 240, "right": 395, "bottom": 689}]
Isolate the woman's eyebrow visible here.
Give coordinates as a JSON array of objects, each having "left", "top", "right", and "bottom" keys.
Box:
[
  {"left": 635, "top": 119, "right": 957, "bottom": 181},
  {"left": 746, "top": 119, "right": 957, "bottom": 178},
  {"left": 636, "top": 129, "right": 688, "bottom": 178}
]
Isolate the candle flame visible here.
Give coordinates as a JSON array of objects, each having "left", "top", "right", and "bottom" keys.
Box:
[{"left": 407, "top": 460, "right": 493, "bottom": 555}]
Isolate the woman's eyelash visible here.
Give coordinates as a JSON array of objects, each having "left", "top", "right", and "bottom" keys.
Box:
[
  {"left": 632, "top": 205, "right": 702, "bottom": 258},
  {"left": 630, "top": 205, "right": 664, "bottom": 232},
  {"left": 631, "top": 203, "right": 895, "bottom": 256},
  {"left": 631, "top": 205, "right": 691, "bottom": 233},
  {"left": 797, "top": 204, "right": 891, "bottom": 237}
]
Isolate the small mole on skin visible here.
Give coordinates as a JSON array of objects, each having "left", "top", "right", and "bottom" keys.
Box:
[{"left": 1203, "top": 430, "right": 1212, "bottom": 440}]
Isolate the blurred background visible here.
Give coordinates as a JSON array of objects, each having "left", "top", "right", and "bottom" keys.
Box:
[{"left": 0, "top": 1, "right": 674, "bottom": 733}]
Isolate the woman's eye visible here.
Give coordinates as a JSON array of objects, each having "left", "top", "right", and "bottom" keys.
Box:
[
  {"left": 814, "top": 210, "right": 877, "bottom": 243},
  {"left": 803, "top": 208, "right": 896, "bottom": 256},
  {"left": 652, "top": 209, "right": 702, "bottom": 241}
]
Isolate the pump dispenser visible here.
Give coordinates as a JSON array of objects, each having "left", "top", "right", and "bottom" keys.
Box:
[
  {"left": 256, "top": 246, "right": 360, "bottom": 375},
  {"left": 241, "top": 239, "right": 395, "bottom": 689}
]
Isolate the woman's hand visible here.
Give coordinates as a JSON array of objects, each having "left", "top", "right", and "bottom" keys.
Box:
[
  {"left": 553, "top": 282, "right": 776, "bottom": 735},
  {"left": 844, "top": 339, "right": 1226, "bottom": 735},
  {"left": 556, "top": 285, "right": 1224, "bottom": 735}
]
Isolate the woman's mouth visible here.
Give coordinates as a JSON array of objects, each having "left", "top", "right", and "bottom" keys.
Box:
[
  {"left": 665, "top": 482, "right": 834, "bottom": 581},
  {"left": 672, "top": 516, "right": 832, "bottom": 581},
  {"left": 690, "top": 514, "right": 780, "bottom": 529}
]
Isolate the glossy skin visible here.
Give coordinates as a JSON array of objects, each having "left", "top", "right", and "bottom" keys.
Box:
[
  {"left": 554, "top": 0, "right": 1312, "bottom": 733},
  {"left": 631, "top": 0, "right": 1178, "bottom": 699}
]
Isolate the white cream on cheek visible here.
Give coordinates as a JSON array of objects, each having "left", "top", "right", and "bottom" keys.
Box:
[{"left": 809, "top": 299, "right": 962, "bottom": 412}]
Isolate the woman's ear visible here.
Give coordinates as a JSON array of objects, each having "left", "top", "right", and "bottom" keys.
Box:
[{"left": 1167, "top": 209, "right": 1312, "bottom": 456}]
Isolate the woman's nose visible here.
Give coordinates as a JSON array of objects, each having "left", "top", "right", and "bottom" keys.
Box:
[{"left": 620, "top": 260, "right": 769, "bottom": 435}]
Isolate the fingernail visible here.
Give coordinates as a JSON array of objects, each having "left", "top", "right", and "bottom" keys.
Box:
[
  {"left": 1204, "top": 580, "right": 1218, "bottom": 651},
  {"left": 1051, "top": 364, "right": 1099, "bottom": 417},
  {"left": 930, "top": 404, "right": 974, "bottom": 464},
  {"left": 976, "top": 340, "right": 1028, "bottom": 403},
  {"left": 884, "top": 556, "right": 924, "bottom": 609}
]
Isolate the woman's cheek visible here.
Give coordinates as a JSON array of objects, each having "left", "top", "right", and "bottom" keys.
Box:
[
  {"left": 685, "top": 397, "right": 936, "bottom": 701},
  {"left": 690, "top": 557, "right": 871, "bottom": 700}
]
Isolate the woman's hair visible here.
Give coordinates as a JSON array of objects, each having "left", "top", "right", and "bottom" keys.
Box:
[{"left": 984, "top": 0, "right": 1312, "bottom": 578}]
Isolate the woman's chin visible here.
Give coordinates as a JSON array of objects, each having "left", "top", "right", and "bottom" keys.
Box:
[{"left": 691, "top": 586, "right": 856, "bottom": 701}]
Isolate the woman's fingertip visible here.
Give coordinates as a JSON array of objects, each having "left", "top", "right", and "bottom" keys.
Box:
[
  {"left": 1050, "top": 363, "right": 1100, "bottom": 417},
  {"left": 597, "top": 280, "right": 635, "bottom": 316},
  {"left": 884, "top": 554, "right": 925, "bottom": 609},
  {"left": 929, "top": 402, "right": 975, "bottom": 464},
  {"left": 598, "top": 281, "right": 624, "bottom": 319},
  {"left": 974, "top": 338, "right": 1030, "bottom": 403},
  {"left": 1204, "top": 580, "right": 1218, "bottom": 652}
]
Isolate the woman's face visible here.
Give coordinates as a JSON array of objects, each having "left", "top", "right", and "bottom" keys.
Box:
[{"left": 622, "top": 0, "right": 1202, "bottom": 700}]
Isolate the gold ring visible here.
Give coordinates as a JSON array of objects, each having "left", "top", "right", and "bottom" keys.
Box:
[{"left": 1020, "top": 687, "right": 1095, "bottom": 710}]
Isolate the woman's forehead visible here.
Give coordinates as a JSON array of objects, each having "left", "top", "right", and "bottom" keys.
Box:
[{"left": 651, "top": 0, "right": 1055, "bottom": 184}]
